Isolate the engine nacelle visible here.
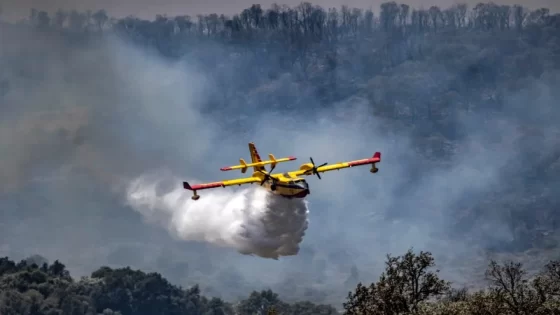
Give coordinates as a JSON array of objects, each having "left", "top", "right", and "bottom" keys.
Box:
[{"left": 370, "top": 165, "right": 379, "bottom": 173}]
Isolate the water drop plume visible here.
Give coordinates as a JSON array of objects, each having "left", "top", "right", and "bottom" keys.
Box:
[{"left": 126, "top": 171, "right": 310, "bottom": 259}]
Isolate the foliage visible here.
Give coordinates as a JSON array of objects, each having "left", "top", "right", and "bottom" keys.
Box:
[
  {"left": 343, "top": 250, "right": 560, "bottom": 315},
  {"left": 0, "top": 256, "right": 336, "bottom": 315},
  {"left": 343, "top": 249, "right": 450, "bottom": 315},
  {"left": 1, "top": 251, "right": 558, "bottom": 314}
]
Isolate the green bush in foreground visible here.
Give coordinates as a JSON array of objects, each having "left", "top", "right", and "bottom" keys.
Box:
[{"left": 344, "top": 249, "right": 560, "bottom": 315}]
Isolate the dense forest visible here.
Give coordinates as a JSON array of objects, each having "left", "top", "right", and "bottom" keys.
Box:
[
  {"left": 0, "top": 254, "right": 338, "bottom": 314},
  {"left": 1, "top": 0, "right": 560, "bottom": 314},
  {"left": 1, "top": 250, "right": 559, "bottom": 314}
]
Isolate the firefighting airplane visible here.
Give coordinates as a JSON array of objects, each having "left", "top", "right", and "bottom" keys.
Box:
[{"left": 183, "top": 142, "right": 381, "bottom": 200}]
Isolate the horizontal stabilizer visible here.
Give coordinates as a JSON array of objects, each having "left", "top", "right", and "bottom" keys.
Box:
[{"left": 221, "top": 156, "right": 297, "bottom": 172}]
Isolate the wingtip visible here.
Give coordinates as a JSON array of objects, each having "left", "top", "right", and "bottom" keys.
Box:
[
  {"left": 373, "top": 152, "right": 381, "bottom": 160},
  {"left": 183, "top": 182, "right": 192, "bottom": 190}
]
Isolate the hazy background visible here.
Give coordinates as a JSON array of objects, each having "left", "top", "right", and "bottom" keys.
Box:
[
  {"left": 1, "top": 0, "right": 560, "bottom": 307},
  {"left": 1, "top": 0, "right": 559, "bottom": 21}
]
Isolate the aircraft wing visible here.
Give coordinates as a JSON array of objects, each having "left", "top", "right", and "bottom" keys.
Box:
[
  {"left": 183, "top": 176, "right": 261, "bottom": 191},
  {"left": 289, "top": 152, "right": 381, "bottom": 177}
]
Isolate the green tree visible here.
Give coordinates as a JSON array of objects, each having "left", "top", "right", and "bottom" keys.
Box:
[
  {"left": 343, "top": 249, "right": 450, "bottom": 315},
  {"left": 237, "top": 290, "right": 290, "bottom": 315}
]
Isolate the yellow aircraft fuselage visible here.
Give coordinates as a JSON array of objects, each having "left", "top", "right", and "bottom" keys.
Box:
[
  {"left": 183, "top": 142, "right": 381, "bottom": 201},
  {"left": 257, "top": 172, "right": 310, "bottom": 199}
]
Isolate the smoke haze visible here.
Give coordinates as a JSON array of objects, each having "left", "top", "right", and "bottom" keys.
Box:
[{"left": 1, "top": 13, "right": 559, "bottom": 304}]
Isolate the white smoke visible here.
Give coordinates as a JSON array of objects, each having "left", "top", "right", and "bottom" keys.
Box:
[{"left": 125, "top": 170, "right": 310, "bottom": 259}]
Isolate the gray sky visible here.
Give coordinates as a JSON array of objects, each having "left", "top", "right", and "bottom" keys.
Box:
[{"left": 1, "top": 0, "right": 558, "bottom": 21}]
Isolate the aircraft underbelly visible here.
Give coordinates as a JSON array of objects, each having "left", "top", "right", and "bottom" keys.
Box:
[{"left": 274, "top": 186, "right": 307, "bottom": 199}]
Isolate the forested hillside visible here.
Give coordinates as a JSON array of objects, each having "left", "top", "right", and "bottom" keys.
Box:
[
  {"left": 1, "top": 1, "right": 560, "bottom": 313},
  {"left": 1, "top": 250, "right": 559, "bottom": 314},
  {"left": 0, "top": 255, "right": 338, "bottom": 314}
]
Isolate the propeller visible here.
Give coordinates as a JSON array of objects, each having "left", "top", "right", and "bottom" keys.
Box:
[
  {"left": 258, "top": 164, "right": 279, "bottom": 186},
  {"left": 306, "top": 157, "right": 328, "bottom": 179}
]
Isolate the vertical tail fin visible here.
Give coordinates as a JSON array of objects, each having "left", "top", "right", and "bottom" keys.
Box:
[{"left": 248, "top": 142, "right": 265, "bottom": 172}]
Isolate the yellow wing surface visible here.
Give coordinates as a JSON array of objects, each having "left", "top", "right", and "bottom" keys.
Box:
[
  {"left": 288, "top": 152, "right": 381, "bottom": 177},
  {"left": 184, "top": 152, "right": 381, "bottom": 191},
  {"left": 182, "top": 144, "right": 381, "bottom": 200},
  {"left": 183, "top": 176, "right": 261, "bottom": 191},
  {"left": 183, "top": 142, "right": 294, "bottom": 198}
]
